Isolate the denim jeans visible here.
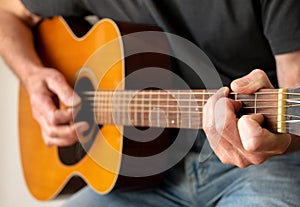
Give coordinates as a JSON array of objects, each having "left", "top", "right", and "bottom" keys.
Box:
[{"left": 62, "top": 150, "right": 300, "bottom": 207}]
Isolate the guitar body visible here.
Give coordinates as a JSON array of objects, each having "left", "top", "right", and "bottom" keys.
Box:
[{"left": 19, "top": 17, "right": 170, "bottom": 200}]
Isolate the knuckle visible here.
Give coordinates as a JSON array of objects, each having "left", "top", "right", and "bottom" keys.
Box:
[
  {"left": 31, "top": 110, "right": 40, "bottom": 121},
  {"left": 45, "top": 127, "right": 57, "bottom": 138},
  {"left": 277, "top": 147, "right": 287, "bottom": 154},
  {"left": 69, "top": 127, "right": 78, "bottom": 138},
  {"left": 67, "top": 138, "right": 78, "bottom": 146},
  {"left": 252, "top": 69, "right": 268, "bottom": 82},
  {"left": 237, "top": 162, "right": 249, "bottom": 168},
  {"left": 60, "top": 136, "right": 77, "bottom": 147},
  {"left": 252, "top": 69, "right": 265, "bottom": 77},
  {"left": 44, "top": 140, "right": 52, "bottom": 147},
  {"left": 235, "top": 157, "right": 250, "bottom": 168},
  {"left": 203, "top": 122, "right": 215, "bottom": 135},
  {"left": 219, "top": 157, "right": 231, "bottom": 165},
  {"left": 216, "top": 120, "right": 232, "bottom": 137},
  {"left": 243, "top": 141, "right": 260, "bottom": 153},
  {"left": 251, "top": 157, "right": 265, "bottom": 165},
  {"left": 42, "top": 132, "right": 53, "bottom": 147},
  {"left": 48, "top": 112, "right": 58, "bottom": 125},
  {"left": 215, "top": 119, "right": 230, "bottom": 135},
  {"left": 50, "top": 71, "right": 65, "bottom": 84},
  {"left": 214, "top": 149, "right": 230, "bottom": 165}
]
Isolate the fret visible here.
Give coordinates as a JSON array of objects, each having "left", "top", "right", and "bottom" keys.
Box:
[
  {"left": 122, "top": 91, "right": 126, "bottom": 125},
  {"left": 254, "top": 93, "right": 257, "bottom": 114},
  {"left": 115, "top": 91, "right": 120, "bottom": 125},
  {"left": 198, "top": 91, "right": 205, "bottom": 128},
  {"left": 102, "top": 92, "right": 105, "bottom": 124},
  {"left": 148, "top": 91, "right": 151, "bottom": 127},
  {"left": 134, "top": 92, "right": 138, "bottom": 126},
  {"left": 103, "top": 93, "right": 108, "bottom": 121},
  {"left": 169, "top": 91, "right": 176, "bottom": 127},
  {"left": 125, "top": 91, "right": 131, "bottom": 126},
  {"left": 202, "top": 90, "right": 205, "bottom": 109},
  {"left": 141, "top": 91, "right": 145, "bottom": 126},
  {"left": 128, "top": 92, "right": 133, "bottom": 125},
  {"left": 157, "top": 90, "right": 160, "bottom": 127},
  {"left": 166, "top": 91, "right": 170, "bottom": 128},
  {"left": 107, "top": 91, "right": 111, "bottom": 124},
  {"left": 176, "top": 91, "right": 180, "bottom": 128},
  {"left": 95, "top": 92, "right": 99, "bottom": 123},
  {"left": 106, "top": 92, "right": 109, "bottom": 123},
  {"left": 97, "top": 92, "right": 101, "bottom": 124},
  {"left": 104, "top": 92, "right": 107, "bottom": 124},
  {"left": 119, "top": 91, "right": 123, "bottom": 125},
  {"left": 188, "top": 92, "right": 192, "bottom": 128}
]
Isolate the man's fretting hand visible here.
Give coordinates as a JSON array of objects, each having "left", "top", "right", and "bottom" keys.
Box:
[{"left": 203, "top": 69, "right": 291, "bottom": 167}]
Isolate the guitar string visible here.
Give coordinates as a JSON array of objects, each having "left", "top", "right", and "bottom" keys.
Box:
[
  {"left": 84, "top": 96, "right": 300, "bottom": 104},
  {"left": 81, "top": 91, "right": 300, "bottom": 100},
  {"left": 91, "top": 108, "right": 300, "bottom": 120},
  {"left": 86, "top": 97, "right": 286, "bottom": 102},
  {"left": 87, "top": 99, "right": 300, "bottom": 109},
  {"left": 82, "top": 91, "right": 300, "bottom": 96}
]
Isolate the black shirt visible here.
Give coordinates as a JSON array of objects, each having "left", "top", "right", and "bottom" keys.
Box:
[{"left": 22, "top": 0, "right": 300, "bottom": 87}]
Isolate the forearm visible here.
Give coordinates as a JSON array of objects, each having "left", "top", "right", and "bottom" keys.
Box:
[{"left": 0, "top": 8, "right": 42, "bottom": 87}]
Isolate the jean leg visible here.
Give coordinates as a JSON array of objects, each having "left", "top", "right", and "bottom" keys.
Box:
[
  {"left": 215, "top": 152, "right": 300, "bottom": 207},
  {"left": 184, "top": 151, "right": 300, "bottom": 207},
  {"left": 61, "top": 161, "right": 195, "bottom": 207}
]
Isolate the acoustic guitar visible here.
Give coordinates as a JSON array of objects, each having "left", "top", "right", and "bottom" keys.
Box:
[{"left": 19, "top": 16, "right": 300, "bottom": 201}]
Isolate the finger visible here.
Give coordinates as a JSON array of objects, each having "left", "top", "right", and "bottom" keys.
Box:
[
  {"left": 42, "top": 131, "right": 78, "bottom": 147},
  {"left": 33, "top": 95, "right": 73, "bottom": 125},
  {"left": 44, "top": 121, "right": 89, "bottom": 139},
  {"left": 45, "top": 70, "right": 81, "bottom": 107},
  {"left": 238, "top": 114, "right": 291, "bottom": 154},
  {"left": 30, "top": 91, "right": 57, "bottom": 122},
  {"left": 71, "top": 104, "right": 82, "bottom": 120},
  {"left": 213, "top": 135, "right": 251, "bottom": 168},
  {"left": 231, "top": 69, "right": 274, "bottom": 94},
  {"left": 42, "top": 122, "right": 89, "bottom": 147},
  {"left": 50, "top": 108, "right": 74, "bottom": 125},
  {"left": 214, "top": 98, "right": 242, "bottom": 146},
  {"left": 203, "top": 87, "right": 230, "bottom": 148},
  {"left": 33, "top": 107, "right": 72, "bottom": 127}
]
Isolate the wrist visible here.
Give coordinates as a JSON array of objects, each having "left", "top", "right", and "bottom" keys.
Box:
[
  {"left": 18, "top": 61, "right": 43, "bottom": 85},
  {"left": 284, "top": 135, "right": 300, "bottom": 154}
]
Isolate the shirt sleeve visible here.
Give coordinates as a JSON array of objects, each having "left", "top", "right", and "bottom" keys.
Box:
[
  {"left": 21, "top": 0, "right": 91, "bottom": 18},
  {"left": 261, "top": 0, "right": 300, "bottom": 55}
]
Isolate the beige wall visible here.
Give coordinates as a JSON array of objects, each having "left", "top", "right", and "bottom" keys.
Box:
[{"left": 0, "top": 58, "right": 66, "bottom": 207}]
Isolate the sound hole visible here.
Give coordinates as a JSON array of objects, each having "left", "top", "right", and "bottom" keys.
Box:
[{"left": 58, "top": 77, "right": 100, "bottom": 165}]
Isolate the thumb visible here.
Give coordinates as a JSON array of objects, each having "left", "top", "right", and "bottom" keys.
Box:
[
  {"left": 231, "top": 69, "right": 274, "bottom": 94},
  {"left": 46, "top": 70, "right": 81, "bottom": 107}
]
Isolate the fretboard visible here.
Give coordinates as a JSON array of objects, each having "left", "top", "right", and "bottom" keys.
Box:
[{"left": 84, "top": 89, "right": 284, "bottom": 133}]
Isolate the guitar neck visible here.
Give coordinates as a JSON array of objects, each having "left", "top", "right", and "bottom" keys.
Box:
[{"left": 84, "top": 88, "right": 287, "bottom": 133}]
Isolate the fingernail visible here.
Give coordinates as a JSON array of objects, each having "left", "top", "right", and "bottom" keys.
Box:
[
  {"left": 68, "top": 93, "right": 81, "bottom": 106},
  {"left": 218, "top": 87, "right": 229, "bottom": 96},
  {"left": 76, "top": 122, "right": 89, "bottom": 134}
]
